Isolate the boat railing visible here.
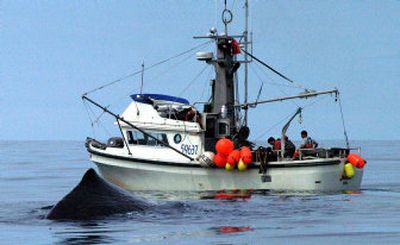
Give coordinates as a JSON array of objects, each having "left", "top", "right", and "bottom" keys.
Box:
[{"left": 274, "top": 146, "right": 362, "bottom": 161}]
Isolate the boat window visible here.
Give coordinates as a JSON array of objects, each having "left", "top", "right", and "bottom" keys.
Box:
[
  {"left": 218, "top": 122, "right": 228, "bottom": 135},
  {"left": 147, "top": 132, "right": 167, "bottom": 146},
  {"left": 127, "top": 131, "right": 135, "bottom": 144},
  {"left": 174, "top": 134, "right": 182, "bottom": 144},
  {"left": 126, "top": 130, "right": 146, "bottom": 145},
  {"left": 127, "top": 130, "right": 168, "bottom": 146}
]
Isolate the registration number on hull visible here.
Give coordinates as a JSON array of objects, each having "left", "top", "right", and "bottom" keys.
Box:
[{"left": 181, "top": 144, "right": 199, "bottom": 156}]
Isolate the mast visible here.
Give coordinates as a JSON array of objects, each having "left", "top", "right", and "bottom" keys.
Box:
[
  {"left": 194, "top": 2, "right": 243, "bottom": 140},
  {"left": 243, "top": 0, "right": 249, "bottom": 126},
  {"left": 211, "top": 2, "right": 238, "bottom": 135}
]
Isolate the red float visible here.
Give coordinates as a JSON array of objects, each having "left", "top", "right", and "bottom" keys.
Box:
[
  {"left": 240, "top": 147, "right": 252, "bottom": 164},
  {"left": 227, "top": 150, "right": 241, "bottom": 165},
  {"left": 242, "top": 155, "right": 252, "bottom": 164},
  {"left": 215, "top": 138, "right": 234, "bottom": 155},
  {"left": 214, "top": 153, "right": 227, "bottom": 168},
  {"left": 347, "top": 153, "right": 366, "bottom": 169}
]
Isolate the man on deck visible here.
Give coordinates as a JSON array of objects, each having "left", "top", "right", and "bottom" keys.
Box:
[
  {"left": 300, "top": 130, "right": 318, "bottom": 148},
  {"left": 267, "top": 137, "right": 281, "bottom": 151}
]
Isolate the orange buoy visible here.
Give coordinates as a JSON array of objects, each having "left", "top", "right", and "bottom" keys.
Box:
[
  {"left": 227, "top": 150, "right": 241, "bottom": 165},
  {"left": 215, "top": 138, "right": 234, "bottom": 155},
  {"left": 240, "top": 147, "right": 252, "bottom": 164},
  {"left": 347, "top": 153, "right": 366, "bottom": 169},
  {"left": 242, "top": 155, "right": 252, "bottom": 164},
  {"left": 240, "top": 146, "right": 251, "bottom": 156},
  {"left": 214, "top": 153, "right": 227, "bottom": 168}
]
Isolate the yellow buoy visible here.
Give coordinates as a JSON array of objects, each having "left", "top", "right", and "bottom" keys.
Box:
[
  {"left": 225, "top": 163, "right": 235, "bottom": 171},
  {"left": 344, "top": 162, "right": 355, "bottom": 178},
  {"left": 237, "top": 159, "right": 247, "bottom": 171}
]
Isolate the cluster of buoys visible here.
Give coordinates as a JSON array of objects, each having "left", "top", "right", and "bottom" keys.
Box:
[
  {"left": 343, "top": 153, "right": 366, "bottom": 179},
  {"left": 213, "top": 138, "right": 253, "bottom": 171}
]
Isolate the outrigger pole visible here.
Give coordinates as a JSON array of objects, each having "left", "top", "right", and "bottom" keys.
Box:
[
  {"left": 235, "top": 89, "right": 339, "bottom": 109},
  {"left": 82, "top": 95, "right": 194, "bottom": 161}
]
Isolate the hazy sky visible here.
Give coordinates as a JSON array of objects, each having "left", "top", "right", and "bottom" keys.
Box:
[{"left": 1, "top": 1, "right": 399, "bottom": 141}]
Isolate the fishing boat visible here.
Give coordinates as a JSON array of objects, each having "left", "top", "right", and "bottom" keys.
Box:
[{"left": 82, "top": 1, "right": 365, "bottom": 192}]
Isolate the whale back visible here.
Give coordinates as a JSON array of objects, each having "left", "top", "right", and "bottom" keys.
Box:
[{"left": 47, "top": 168, "right": 150, "bottom": 220}]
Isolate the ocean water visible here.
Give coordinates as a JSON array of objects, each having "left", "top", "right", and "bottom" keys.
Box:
[{"left": 1, "top": 140, "right": 399, "bottom": 244}]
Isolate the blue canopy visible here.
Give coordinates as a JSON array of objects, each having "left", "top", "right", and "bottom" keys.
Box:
[{"left": 130, "top": 94, "right": 190, "bottom": 105}]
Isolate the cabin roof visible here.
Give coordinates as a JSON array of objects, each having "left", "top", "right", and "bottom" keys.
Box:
[{"left": 130, "top": 94, "right": 189, "bottom": 105}]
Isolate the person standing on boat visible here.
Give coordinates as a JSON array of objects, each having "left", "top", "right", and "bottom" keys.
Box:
[
  {"left": 267, "top": 137, "right": 280, "bottom": 161},
  {"left": 300, "top": 130, "right": 318, "bottom": 148}
]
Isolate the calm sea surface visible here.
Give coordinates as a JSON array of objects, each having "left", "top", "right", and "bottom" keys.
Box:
[{"left": 1, "top": 140, "right": 399, "bottom": 244}]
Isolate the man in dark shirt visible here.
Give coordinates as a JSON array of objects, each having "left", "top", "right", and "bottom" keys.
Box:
[{"left": 284, "top": 136, "right": 296, "bottom": 157}]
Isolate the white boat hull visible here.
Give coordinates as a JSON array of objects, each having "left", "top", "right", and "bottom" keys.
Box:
[{"left": 89, "top": 150, "right": 363, "bottom": 192}]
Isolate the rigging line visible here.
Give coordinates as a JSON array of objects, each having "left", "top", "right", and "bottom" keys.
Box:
[
  {"left": 254, "top": 111, "right": 295, "bottom": 141},
  {"left": 82, "top": 100, "right": 94, "bottom": 126},
  {"left": 250, "top": 64, "right": 300, "bottom": 107},
  {"left": 198, "top": 66, "right": 213, "bottom": 102},
  {"left": 337, "top": 93, "right": 350, "bottom": 148},
  {"left": 301, "top": 94, "right": 329, "bottom": 110},
  {"left": 83, "top": 40, "right": 213, "bottom": 95},
  {"left": 178, "top": 64, "right": 209, "bottom": 97},
  {"left": 83, "top": 101, "right": 96, "bottom": 137},
  {"left": 252, "top": 61, "right": 303, "bottom": 89},
  {"left": 96, "top": 85, "right": 141, "bottom": 114},
  {"left": 87, "top": 40, "right": 208, "bottom": 111},
  {"left": 241, "top": 49, "right": 306, "bottom": 89},
  {"left": 149, "top": 45, "right": 202, "bottom": 85},
  {"left": 92, "top": 106, "right": 109, "bottom": 126},
  {"left": 255, "top": 83, "right": 263, "bottom": 103},
  {"left": 85, "top": 101, "right": 113, "bottom": 136}
]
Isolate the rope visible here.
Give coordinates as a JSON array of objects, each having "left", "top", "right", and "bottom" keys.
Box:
[
  {"left": 198, "top": 66, "right": 213, "bottom": 102},
  {"left": 147, "top": 45, "right": 199, "bottom": 85},
  {"left": 254, "top": 111, "right": 294, "bottom": 141},
  {"left": 85, "top": 100, "right": 113, "bottom": 137},
  {"left": 252, "top": 61, "right": 302, "bottom": 89},
  {"left": 178, "top": 64, "right": 209, "bottom": 97},
  {"left": 242, "top": 49, "right": 306, "bottom": 88},
  {"left": 337, "top": 93, "right": 350, "bottom": 148},
  {"left": 83, "top": 100, "right": 96, "bottom": 138},
  {"left": 83, "top": 40, "right": 212, "bottom": 95},
  {"left": 250, "top": 64, "right": 300, "bottom": 107}
]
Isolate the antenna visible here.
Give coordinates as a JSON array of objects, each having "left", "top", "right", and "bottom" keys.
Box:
[
  {"left": 140, "top": 61, "right": 144, "bottom": 94},
  {"left": 222, "top": 0, "right": 233, "bottom": 35}
]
